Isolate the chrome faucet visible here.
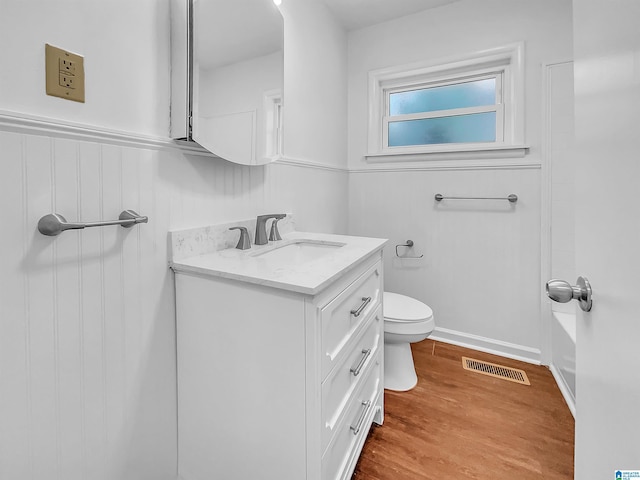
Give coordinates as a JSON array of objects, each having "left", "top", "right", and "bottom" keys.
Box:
[{"left": 255, "top": 214, "right": 285, "bottom": 245}]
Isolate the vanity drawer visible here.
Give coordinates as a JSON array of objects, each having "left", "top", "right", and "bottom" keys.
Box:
[
  {"left": 321, "top": 356, "right": 381, "bottom": 480},
  {"left": 320, "top": 260, "right": 382, "bottom": 379},
  {"left": 321, "top": 306, "right": 382, "bottom": 453}
]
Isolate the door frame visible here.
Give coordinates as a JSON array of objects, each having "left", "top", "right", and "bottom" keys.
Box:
[{"left": 540, "top": 60, "right": 577, "bottom": 416}]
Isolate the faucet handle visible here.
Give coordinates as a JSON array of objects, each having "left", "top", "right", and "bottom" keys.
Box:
[
  {"left": 269, "top": 217, "right": 283, "bottom": 241},
  {"left": 229, "top": 226, "right": 251, "bottom": 250}
]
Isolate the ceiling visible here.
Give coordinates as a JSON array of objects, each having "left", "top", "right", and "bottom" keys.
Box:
[
  {"left": 320, "top": 0, "right": 462, "bottom": 31},
  {"left": 195, "top": 0, "right": 463, "bottom": 70}
]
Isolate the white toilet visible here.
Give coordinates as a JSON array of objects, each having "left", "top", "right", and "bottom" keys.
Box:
[{"left": 383, "top": 292, "right": 435, "bottom": 391}]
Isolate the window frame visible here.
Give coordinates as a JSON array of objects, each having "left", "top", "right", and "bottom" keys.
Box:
[{"left": 366, "top": 43, "right": 526, "bottom": 160}]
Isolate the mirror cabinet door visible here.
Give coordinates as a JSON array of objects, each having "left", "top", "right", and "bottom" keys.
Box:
[{"left": 172, "top": 0, "right": 284, "bottom": 165}]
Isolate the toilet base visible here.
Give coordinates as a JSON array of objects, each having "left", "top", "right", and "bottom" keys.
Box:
[{"left": 384, "top": 341, "right": 418, "bottom": 391}]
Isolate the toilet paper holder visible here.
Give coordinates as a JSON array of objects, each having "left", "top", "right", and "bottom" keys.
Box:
[{"left": 395, "top": 240, "right": 423, "bottom": 258}]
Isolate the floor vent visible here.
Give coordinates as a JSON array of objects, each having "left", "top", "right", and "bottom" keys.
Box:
[{"left": 462, "top": 357, "right": 530, "bottom": 385}]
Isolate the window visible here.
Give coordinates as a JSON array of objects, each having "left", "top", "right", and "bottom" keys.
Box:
[
  {"left": 367, "top": 43, "right": 525, "bottom": 159},
  {"left": 386, "top": 74, "right": 502, "bottom": 147}
]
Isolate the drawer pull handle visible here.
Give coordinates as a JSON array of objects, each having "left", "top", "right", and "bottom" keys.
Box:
[
  {"left": 350, "top": 400, "right": 372, "bottom": 435},
  {"left": 350, "top": 296, "right": 372, "bottom": 317},
  {"left": 350, "top": 349, "right": 372, "bottom": 376}
]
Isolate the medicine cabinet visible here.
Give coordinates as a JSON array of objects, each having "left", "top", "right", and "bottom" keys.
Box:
[{"left": 171, "top": 0, "right": 284, "bottom": 165}]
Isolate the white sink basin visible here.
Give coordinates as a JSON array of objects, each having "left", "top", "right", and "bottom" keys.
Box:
[{"left": 251, "top": 240, "right": 345, "bottom": 265}]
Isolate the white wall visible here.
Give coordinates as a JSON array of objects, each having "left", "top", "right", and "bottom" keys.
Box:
[
  {"left": 0, "top": 1, "right": 349, "bottom": 479},
  {"left": 0, "top": 128, "right": 347, "bottom": 480},
  {"left": 348, "top": 0, "right": 573, "bottom": 361},
  {"left": 347, "top": 0, "right": 574, "bottom": 170},
  {"left": 0, "top": 0, "right": 171, "bottom": 137},
  {"left": 280, "top": 0, "right": 348, "bottom": 168}
]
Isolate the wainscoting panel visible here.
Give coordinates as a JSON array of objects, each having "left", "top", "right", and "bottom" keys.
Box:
[
  {"left": 348, "top": 166, "right": 542, "bottom": 362},
  {"left": 0, "top": 124, "right": 348, "bottom": 480}
]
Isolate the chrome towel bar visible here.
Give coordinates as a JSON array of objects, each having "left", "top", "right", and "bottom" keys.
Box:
[
  {"left": 38, "top": 210, "right": 148, "bottom": 236},
  {"left": 435, "top": 193, "right": 518, "bottom": 203}
]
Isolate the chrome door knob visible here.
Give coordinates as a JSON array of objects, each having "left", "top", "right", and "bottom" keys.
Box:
[{"left": 546, "top": 276, "right": 593, "bottom": 312}]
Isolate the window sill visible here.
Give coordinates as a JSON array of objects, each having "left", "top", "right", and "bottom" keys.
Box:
[{"left": 365, "top": 144, "right": 529, "bottom": 163}]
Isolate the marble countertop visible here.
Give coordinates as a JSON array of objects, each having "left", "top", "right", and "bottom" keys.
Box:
[{"left": 170, "top": 231, "right": 387, "bottom": 295}]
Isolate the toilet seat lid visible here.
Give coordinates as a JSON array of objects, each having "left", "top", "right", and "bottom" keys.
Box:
[{"left": 383, "top": 292, "right": 433, "bottom": 322}]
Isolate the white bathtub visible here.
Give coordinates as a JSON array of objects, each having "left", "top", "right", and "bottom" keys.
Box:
[{"left": 550, "top": 309, "right": 576, "bottom": 417}]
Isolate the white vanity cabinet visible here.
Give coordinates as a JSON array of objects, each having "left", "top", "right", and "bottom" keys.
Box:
[{"left": 174, "top": 247, "right": 384, "bottom": 480}]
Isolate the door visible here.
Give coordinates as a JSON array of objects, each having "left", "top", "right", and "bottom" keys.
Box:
[{"left": 573, "top": 0, "right": 640, "bottom": 477}]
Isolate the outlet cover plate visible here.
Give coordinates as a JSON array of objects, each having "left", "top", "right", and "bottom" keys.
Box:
[{"left": 45, "top": 43, "right": 85, "bottom": 103}]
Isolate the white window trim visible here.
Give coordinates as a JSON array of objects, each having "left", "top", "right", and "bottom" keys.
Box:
[{"left": 366, "top": 42, "right": 527, "bottom": 161}]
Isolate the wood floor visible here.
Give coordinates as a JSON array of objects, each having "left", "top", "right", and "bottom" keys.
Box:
[{"left": 352, "top": 340, "right": 574, "bottom": 480}]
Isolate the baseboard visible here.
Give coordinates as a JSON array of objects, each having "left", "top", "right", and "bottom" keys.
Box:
[
  {"left": 430, "top": 327, "right": 542, "bottom": 365},
  {"left": 549, "top": 364, "right": 576, "bottom": 418}
]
